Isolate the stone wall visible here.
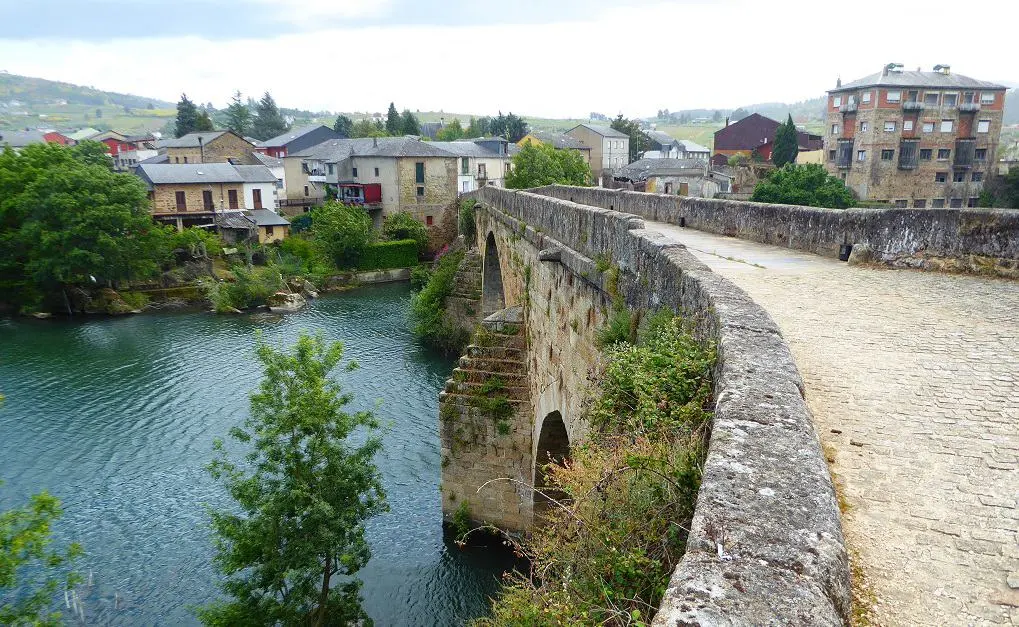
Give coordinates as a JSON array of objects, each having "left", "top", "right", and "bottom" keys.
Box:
[
  {"left": 533, "top": 184, "right": 1019, "bottom": 277},
  {"left": 471, "top": 186, "right": 851, "bottom": 625}
]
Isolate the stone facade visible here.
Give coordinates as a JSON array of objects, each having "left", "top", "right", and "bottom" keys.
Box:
[
  {"left": 149, "top": 182, "right": 244, "bottom": 215},
  {"left": 395, "top": 156, "right": 457, "bottom": 225},
  {"left": 165, "top": 132, "right": 259, "bottom": 165}
]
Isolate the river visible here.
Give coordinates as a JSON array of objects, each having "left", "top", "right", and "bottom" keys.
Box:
[{"left": 0, "top": 283, "right": 512, "bottom": 626}]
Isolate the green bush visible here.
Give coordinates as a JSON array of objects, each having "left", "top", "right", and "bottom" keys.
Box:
[
  {"left": 357, "top": 239, "right": 418, "bottom": 270},
  {"left": 288, "top": 213, "right": 313, "bottom": 233},
  {"left": 410, "top": 264, "right": 432, "bottom": 290},
  {"left": 205, "top": 265, "right": 286, "bottom": 312},
  {"left": 278, "top": 235, "right": 335, "bottom": 276},
  {"left": 458, "top": 197, "right": 477, "bottom": 244},
  {"left": 119, "top": 291, "right": 150, "bottom": 310},
  {"left": 751, "top": 163, "right": 854, "bottom": 209},
  {"left": 381, "top": 212, "right": 428, "bottom": 254},
  {"left": 310, "top": 202, "right": 373, "bottom": 268},
  {"left": 410, "top": 250, "right": 468, "bottom": 353},
  {"left": 170, "top": 227, "right": 223, "bottom": 258}
]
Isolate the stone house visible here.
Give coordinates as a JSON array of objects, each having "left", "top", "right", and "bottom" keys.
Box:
[
  {"left": 824, "top": 64, "right": 1008, "bottom": 207},
  {"left": 429, "top": 138, "right": 517, "bottom": 193},
  {"left": 565, "top": 124, "right": 630, "bottom": 181},
  {"left": 245, "top": 209, "right": 290, "bottom": 243},
  {"left": 615, "top": 158, "right": 728, "bottom": 198},
  {"left": 157, "top": 131, "right": 259, "bottom": 165},
  {"left": 517, "top": 131, "right": 592, "bottom": 165}
]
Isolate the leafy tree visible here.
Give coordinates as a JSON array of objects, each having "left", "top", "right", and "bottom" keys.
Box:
[
  {"left": 771, "top": 114, "right": 799, "bottom": 167},
  {"left": 195, "top": 109, "right": 215, "bottom": 133},
  {"left": 505, "top": 141, "right": 591, "bottom": 189},
  {"left": 385, "top": 102, "right": 401, "bottom": 136},
  {"left": 1, "top": 484, "right": 83, "bottom": 626},
  {"left": 333, "top": 114, "right": 353, "bottom": 137},
  {"left": 488, "top": 112, "right": 528, "bottom": 141},
  {"left": 751, "top": 163, "right": 854, "bottom": 208},
  {"left": 0, "top": 142, "right": 170, "bottom": 310},
  {"left": 310, "top": 202, "right": 373, "bottom": 267},
  {"left": 712, "top": 110, "right": 722, "bottom": 122},
  {"left": 381, "top": 211, "right": 428, "bottom": 253},
  {"left": 730, "top": 107, "right": 750, "bottom": 122},
  {"left": 250, "top": 92, "right": 290, "bottom": 141},
  {"left": 199, "top": 333, "right": 386, "bottom": 626},
  {"left": 224, "top": 90, "right": 251, "bottom": 137},
  {"left": 610, "top": 114, "right": 651, "bottom": 163},
  {"left": 174, "top": 93, "right": 201, "bottom": 138},
  {"left": 435, "top": 119, "right": 464, "bottom": 141},
  {"left": 464, "top": 116, "right": 491, "bottom": 139},
  {"left": 978, "top": 168, "right": 1019, "bottom": 208},
  {"left": 400, "top": 109, "right": 420, "bottom": 136}
]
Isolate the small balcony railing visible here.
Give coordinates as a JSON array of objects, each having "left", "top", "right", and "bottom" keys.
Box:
[
  {"left": 898, "top": 139, "right": 920, "bottom": 170},
  {"left": 954, "top": 139, "right": 975, "bottom": 168},
  {"left": 841, "top": 102, "right": 858, "bottom": 114},
  {"left": 902, "top": 101, "right": 925, "bottom": 112},
  {"left": 958, "top": 103, "right": 981, "bottom": 113}
]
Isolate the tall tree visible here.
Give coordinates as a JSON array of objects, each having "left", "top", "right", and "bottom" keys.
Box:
[
  {"left": 435, "top": 118, "right": 464, "bottom": 141},
  {"left": 0, "top": 483, "right": 83, "bottom": 626},
  {"left": 385, "top": 102, "right": 401, "bottom": 136},
  {"left": 751, "top": 163, "right": 854, "bottom": 208},
  {"left": 771, "top": 114, "right": 799, "bottom": 167},
  {"left": 464, "top": 116, "right": 490, "bottom": 139},
  {"left": 251, "top": 92, "right": 290, "bottom": 141},
  {"left": 199, "top": 333, "right": 387, "bottom": 626},
  {"left": 195, "top": 109, "right": 215, "bottom": 133},
  {"left": 333, "top": 114, "right": 353, "bottom": 138},
  {"left": 174, "top": 93, "right": 201, "bottom": 138},
  {"left": 224, "top": 90, "right": 251, "bottom": 137},
  {"left": 610, "top": 114, "right": 651, "bottom": 163},
  {"left": 504, "top": 113, "right": 528, "bottom": 143},
  {"left": 400, "top": 109, "right": 420, "bottom": 136},
  {"left": 505, "top": 141, "right": 591, "bottom": 189}
]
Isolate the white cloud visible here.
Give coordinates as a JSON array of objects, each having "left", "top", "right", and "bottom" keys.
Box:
[
  {"left": 248, "top": 0, "right": 394, "bottom": 24},
  {"left": 0, "top": 0, "right": 1013, "bottom": 119}
]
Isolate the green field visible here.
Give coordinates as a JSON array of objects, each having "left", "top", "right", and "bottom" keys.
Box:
[{"left": 0, "top": 103, "right": 176, "bottom": 134}]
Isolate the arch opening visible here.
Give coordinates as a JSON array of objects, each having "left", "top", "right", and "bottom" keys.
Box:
[
  {"left": 533, "top": 411, "right": 570, "bottom": 517},
  {"left": 482, "top": 231, "right": 506, "bottom": 317}
]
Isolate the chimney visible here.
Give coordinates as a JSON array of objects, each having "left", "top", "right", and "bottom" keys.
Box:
[
  {"left": 836, "top": 77, "right": 842, "bottom": 88},
  {"left": 934, "top": 64, "right": 951, "bottom": 75},
  {"left": 198, "top": 135, "right": 204, "bottom": 163},
  {"left": 372, "top": 136, "right": 378, "bottom": 148}
]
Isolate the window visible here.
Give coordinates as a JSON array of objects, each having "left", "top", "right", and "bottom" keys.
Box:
[
  {"left": 935, "top": 172, "right": 947, "bottom": 183},
  {"left": 886, "top": 90, "right": 901, "bottom": 103},
  {"left": 980, "top": 92, "right": 995, "bottom": 104},
  {"left": 907, "top": 90, "right": 920, "bottom": 103},
  {"left": 857, "top": 150, "right": 866, "bottom": 161},
  {"left": 937, "top": 148, "right": 951, "bottom": 160},
  {"left": 425, "top": 215, "right": 434, "bottom": 226},
  {"left": 968, "top": 197, "right": 979, "bottom": 208},
  {"left": 952, "top": 171, "right": 966, "bottom": 183},
  {"left": 265, "top": 225, "right": 274, "bottom": 236},
  {"left": 183, "top": 156, "right": 188, "bottom": 164},
  {"left": 940, "top": 120, "right": 954, "bottom": 132},
  {"left": 862, "top": 91, "right": 872, "bottom": 103},
  {"left": 881, "top": 149, "right": 894, "bottom": 160},
  {"left": 950, "top": 198, "right": 963, "bottom": 208},
  {"left": 848, "top": 95, "right": 856, "bottom": 105},
  {"left": 416, "top": 186, "right": 424, "bottom": 197},
  {"left": 461, "top": 157, "right": 469, "bottom": 175},
  {"left": 352, "top": 167, "right": 358, "bottom": 178},
  {"left": 903, "top": 120, "right": 914, "bottom": 131},
  {"left": 922, "top": 121, "right": 935, "bottom": 133},
  {"left": 931, "top": 198, "right": 945, "bottom": 208},
  {"left": 884, "top": 121, "right": 897, "bottom": 132},
  {"left": 174, "top": 157, "right": 180, "bottom": 163},
  {"left": 860, "top": 121, "right": 869, "bottom": 132},
  {"left": 175, "top": 191, "right": 187, "bottom": 210},
  {"left": 831, "top": 124, "right": 839, "bottom": 136},
  {"left": 276, "top": 179, "right": 283, "bottom": 189},
  {"left": 972, "top": 172, "right": 984, "bottom": 182},
  {"left": 942, "top": 93, "right": 958, "bottom": 107},
  {"left": 374, "top": 167, "right": 379, "bottom": 177},
  {"left": 894, "top": 199, "right": 908, "bottom": 208},
  {"left": 963, "top": 92, "right": 975, "bottom": 104},
  {"left": 828, "top": 149, "right": 836, "bottom": 161},
  {"left": 415, "top": 162, "right": 425, "bottom": 183},
  {"left": 478, "top": 163, "right": 487, "bottom": 178},
  {"left": 975, "top": 148, "right": 987, "bottom": 161},
  {"left": 327, "top": 164, "right": 334, "bottom": 174},
  {"left": 977, "top": 120, "right": 990, "bottom": 133},
  {"left": 202, "top": 190, "right": 213, "bottom": 211},
  {"left": 833, "top": 96, "right": 842, "bottom": 107},
  {"left": 914, "top": 199, "right": 926, "bottom": 208},
  {"left": 228, "top": 189, "right": 238, "bottom": 209},
  {"left": 304, "top": 185, "right": 309, "bottom": 196},
  {"left": 924, "top": 92, "right": 940, "bottom": 106},
  {"left": 920, "top": 148, "right": 933, "bottom": 160}
]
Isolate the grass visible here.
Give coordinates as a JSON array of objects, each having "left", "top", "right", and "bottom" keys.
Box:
[{"left": 0, "top": 103, "right": 176, "bottom": 134}]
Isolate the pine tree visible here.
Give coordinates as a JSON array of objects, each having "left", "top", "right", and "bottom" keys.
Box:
[
  {"left": 224, "top": 91, "right": 251, "bottom": 137},
  {"left": 195, "top": 110, "right": 215, "bottom": 132},
  {"left": 771, "top": 114, "right": 799, "bottom": 167},
  {"left": 385, "top": 102, "right": 401, "bottom": 136},
  {"left": 174, "top": 93, "right": 201, "bottom": 138},
  {"left": 400, "top": 110, "right": 420, "bottom": 136},
  {"left": 333, "top": 114, "right": 353, "bottom": 137},
  {"left": 251, "top": 92, "right": 290, "bottom": 141}
]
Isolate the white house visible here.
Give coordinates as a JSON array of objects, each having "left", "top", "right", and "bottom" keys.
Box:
[
  {"left": 429, "top": 138, "right": 517, "bottom": 192},
  {"left": 234, "top": 165, "right": 279, "bottom": 210}
]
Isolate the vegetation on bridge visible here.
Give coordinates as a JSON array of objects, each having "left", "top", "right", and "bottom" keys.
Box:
[
  {"left": 477, "top": 312, "right": 715, "bottom": 625},
  {"left": 505, "top": 141, "right": 591, "bottom": 189},
  {"left": 410, "top": 248, "right": 469, "bottom": 354},
  {"left": 751, "top": 163, "right": 855, "bottom": 209}
]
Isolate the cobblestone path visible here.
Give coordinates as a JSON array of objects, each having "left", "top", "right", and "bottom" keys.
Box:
[{"left": 648, "top": 223, "right": 1019, "bottom": 626}]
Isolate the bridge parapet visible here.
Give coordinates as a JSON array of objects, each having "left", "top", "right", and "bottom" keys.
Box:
[
  {"left": 468, "top": 186, "right": 851, "bottom": 625},
  {"left": 533, "top": 184, "right": 1019, "bottom": 278}
]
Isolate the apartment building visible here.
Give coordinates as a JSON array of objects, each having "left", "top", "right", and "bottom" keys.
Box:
[{"left": 824, "top": 64, "right": 1007, "bottom": 207}]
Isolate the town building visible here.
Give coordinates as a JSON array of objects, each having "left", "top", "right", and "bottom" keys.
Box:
[
  {"left": 824, "top": 64, "right": 1008, "bottom": 207},
  {"left": 616, "top": 158, "right": 731, "bottom": 197},
  {"left": 43, "top": 131, "right": 73, "bottom": 145},
  {"left": 713, "top": 113, "right": 822, "bottom": 162},
  {"left": 517, "top": 130, "right": 592, "bottom": 165},
  {"left": 253, "top": 151, "right": 286, "bottom": 194},
  {"left": 234, "top": 164, "right": 280, "bottom": 210},
  {"left": 67, "top": 127, "right": 100, "bottom": 142},
  {"left": 644, "top": 131, "right": 710, "bottom": 160},
  {"left": 245, "top": 209, "right": 290, "bottom": 243},
  {"left": 566, "top": 124, "right": 629, "bottom": 180},
  {"left": 284, "top": 136, "right": 458, "bottom": 227},
  {"left": 429, "top": 138, "right": 517, "bottom": 192},
  {"left": 0, "top": 130, "right": 47, "bottom": 149},
  {"left": 257, "top": 125, "right": 341, "bottom": 159},
  {"left": 156, "top": 131, "right": 259, "bottom": 165}
]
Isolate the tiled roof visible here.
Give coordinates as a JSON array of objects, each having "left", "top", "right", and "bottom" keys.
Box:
[
  {"left": 835, "top": 70, "right": 1006, "bottom": 92},
  {"left": 155, "top": 131, "right": 230, "bottom": 149},
  {"left": 0, "top": 130, "right": 46, "bottom": 147},
  {"left": 677, "top": 139, "right": 710, "bottom": 153},
  {"left": 261, "top": 125, "right": 330, "bottom": 148},
  {"left": 570, "top": 123, "right": 628, "bottom": 138},
  {"left": 244, "top": 209, "right": 290, "bottom": 227},
  {"left": 252, "top": 152, "right": 283, "bottom": 168},
  {"left": 522, "top": 131, "right": 588, "bottom": 150},
  {"left": 136, "top": 163, "right": 244, "bottom": 184},
  {"left": 618, "top": 158, "right": 706, "bottom": 181},
  {"left": 293, "top": 136, "right": 456, "bottom": 161},
  {"left": 233, "top": 164, "right": 277, "bottom": 183}
]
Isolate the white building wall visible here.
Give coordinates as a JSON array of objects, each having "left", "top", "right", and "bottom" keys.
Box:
[{"left": 243, "top": 181, "right": 278, "bottom": 210}]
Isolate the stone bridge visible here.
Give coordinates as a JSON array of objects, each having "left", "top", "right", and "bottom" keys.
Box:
[{"left": 438, "top": 185, "right": 1019, "bottom": 625}]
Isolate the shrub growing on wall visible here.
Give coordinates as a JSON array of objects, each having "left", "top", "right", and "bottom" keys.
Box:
[
  {"left": 410, "top": 249, "right": 468, "bottom": 353},
  {"left": 310, "top": 202, "right": 373, "bottom": 268},
  {"left": 751, "top": 163, "right": 854, "bottom": 209},
  {"left": 381, "top": 212, "right": 429, "bottom": 254},
  {"left": 358, "top": 239, "right": 418, "bottom": 270}
]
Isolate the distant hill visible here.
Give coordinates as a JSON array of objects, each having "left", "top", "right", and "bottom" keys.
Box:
[{"left": 0, "top": 72, "right": 174, "bottom": 110}]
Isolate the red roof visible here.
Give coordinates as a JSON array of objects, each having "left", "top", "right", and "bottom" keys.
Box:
[{"left": 714, "top": 113, "right": 821, "bottom": 153}]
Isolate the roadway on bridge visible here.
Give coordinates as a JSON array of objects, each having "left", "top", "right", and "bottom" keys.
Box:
[{"left": 646, "top": 222, "right": 1019, "bottom": 626}]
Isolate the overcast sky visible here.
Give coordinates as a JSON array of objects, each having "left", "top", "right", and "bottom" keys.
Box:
[{"left": 1, "top": 0, "right": 1015, "bottom": 118}]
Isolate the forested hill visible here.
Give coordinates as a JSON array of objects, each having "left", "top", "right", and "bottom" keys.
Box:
[{"left": 0, "top": 72, "right": 173, "bottom": 109}]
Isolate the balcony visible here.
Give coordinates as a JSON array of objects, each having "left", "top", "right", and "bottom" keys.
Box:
[
  {"left": 953, "top": 139, "right": 975, "bottom": 169},
  {"left": 902, "top": 101, "right": 925, "bottom": 112},
  {"left": 308, "top": 175, "right": 326, "bottom": 183},
  {"left": 958, "top": 103, "right": 981, "bottom": 113},
  {"left": 898, "top": 139, "right": 920, "bottom": 170},
  {"left": 836, "top": 139, "right": 854, "bottom": 169},
  {"left": 841, "top": 102, "right": 858, "bottom": 114}
]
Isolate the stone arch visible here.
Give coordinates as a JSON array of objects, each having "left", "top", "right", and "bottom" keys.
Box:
[
  {"left": 482, "top": 231, "right": 506, "bottom": 316},
  {"left": 533, "top": 411, "right": 570, "bottom": 516}
]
